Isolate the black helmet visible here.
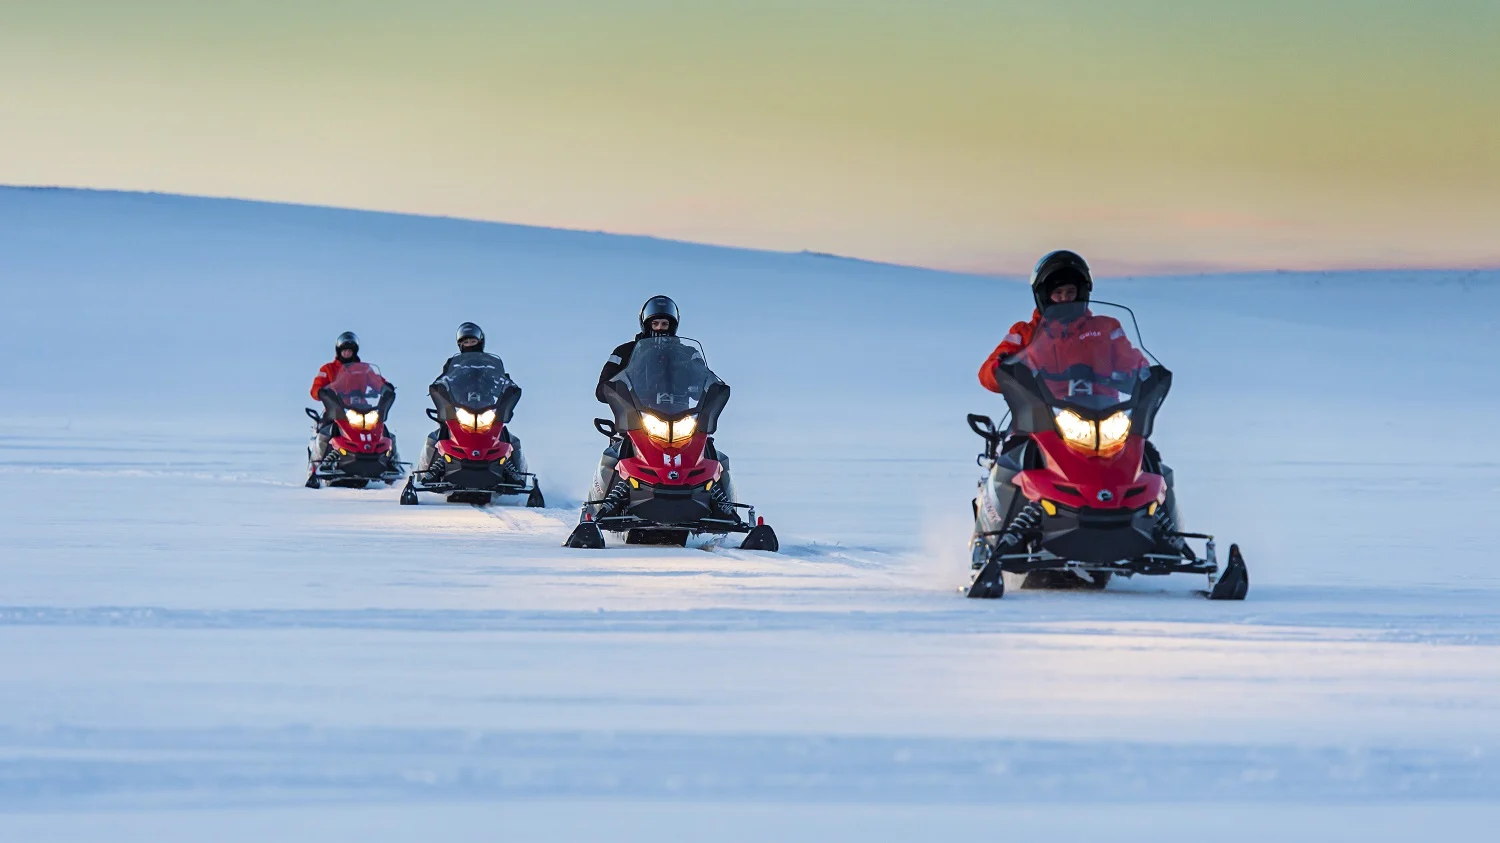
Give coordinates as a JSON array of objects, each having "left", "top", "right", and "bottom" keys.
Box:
[
  {"left": 456, "top": 322, "right": 485, "bottom": 353},
  {"left": 1030, "top": 250, "right": 1093, "bottom": 311},
  {"left": 639, "top": 295, "right": 680, "bottom": 336},
  {"left": 334, "top": 331, "right": 360, "bottom": 359}
]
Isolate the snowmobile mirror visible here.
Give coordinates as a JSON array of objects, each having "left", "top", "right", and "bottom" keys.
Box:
[
  {"left": 496, "top": 384, "right": 522, "bottom": 424},
  {"left": 1131, "top": 365, "right": 1173, "bottom": 439},
  {"left": 426, "top": 407, "right": 441, "bottom": 422},
  {"left": 697, "top": 382, "right": 730, "bottom": 435},
  {"left": 594, "top": 418, "right": 618, "bottom": 437},
  {"left": 304, "top": 407, "right": 322, "bottom": 422}
]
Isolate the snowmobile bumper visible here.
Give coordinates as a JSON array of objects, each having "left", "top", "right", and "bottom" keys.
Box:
[
  {"left": 1035, "top": 504, "right": 1158, "bottom": 564},
  {"left": 313, "top": 451, "right": 405, "bottom": 484},
  {"left": 626, "top": 484, "right": 714, "bottom": 526},
  {"left": 994, "top": 549, "right": 1214, "bottom": 577},
  {"left": 411, "top": 457, "right": 537, "bottom": 497}
]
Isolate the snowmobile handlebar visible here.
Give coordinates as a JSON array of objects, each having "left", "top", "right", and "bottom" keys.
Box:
[{"left": 967, "top": 413, "right": 1003, "bottom": 461}]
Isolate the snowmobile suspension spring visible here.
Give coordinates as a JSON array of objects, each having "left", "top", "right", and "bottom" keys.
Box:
[
  {"left": 1002, "top": 501, "right": 1044, "bottom": 544},
  {"left": 601, "top": 477, "right": 631, "bottom": 516}
]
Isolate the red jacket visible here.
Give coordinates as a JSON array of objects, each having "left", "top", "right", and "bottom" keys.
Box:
[
  {"left": 310, "top": 360, "right": 343, "bottom": 400},
  {"left": 979, "top": 309, "right": 1146, "bottom": 393}
]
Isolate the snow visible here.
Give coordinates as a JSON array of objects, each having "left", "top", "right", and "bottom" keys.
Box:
[{"left": 2, "top": 186, "right": 1499, "bottom": 840}]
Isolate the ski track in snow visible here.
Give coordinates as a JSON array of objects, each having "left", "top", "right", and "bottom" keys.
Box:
[{"left": 3, "top": 189, "right": 1500, "bottom": 840}]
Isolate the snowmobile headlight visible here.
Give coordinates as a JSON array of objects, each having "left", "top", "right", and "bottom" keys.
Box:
[
  {"left": 670, "top": 414, "right": 697, "bottom": 445},
  {"left": 345, "top": 408, "right": 363, "bottom": 428},
  {"left": 475, "top": 409, "right": 496, "bottom": 432},
  {"left": 1097, "top": 411, "right": 1131, "bottom": 456},
  {"left": 454, "top": 407, "right": 477, "bottom": 430},
  {"left": 1054, "top": 408, "right": 1097, "bottom": 452},
  {"left": 641, "top": 412, "right": 671, "bottom": 442}
]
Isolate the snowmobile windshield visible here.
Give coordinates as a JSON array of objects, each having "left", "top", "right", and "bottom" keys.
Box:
[
  {"left": 617, "top": 336, "right": 719, "bottom": 416},
  {"left": 439, "top": 353, "right": 512, "bottom": 411},
  {"left": 326, "top": 363, "right": 388, "bottom": 412},
  {"left": 1011, "top": 301, "right": 1153, "bottom": 415}
]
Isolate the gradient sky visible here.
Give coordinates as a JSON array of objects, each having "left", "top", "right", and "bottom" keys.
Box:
[{"left": 2, "top": 0, "right": 1496, "bottom": 273}]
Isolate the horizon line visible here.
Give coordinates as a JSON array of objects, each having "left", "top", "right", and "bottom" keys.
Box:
[{"left": 5, "top": 183, "right": 1498, "bottom": 279}]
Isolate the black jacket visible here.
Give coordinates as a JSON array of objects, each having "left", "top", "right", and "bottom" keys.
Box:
[{"left": 597, "top": 333, "right": 647, "bottom": 403}]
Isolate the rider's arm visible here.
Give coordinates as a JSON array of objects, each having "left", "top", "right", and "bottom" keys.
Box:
[
  {"left": 596, "top": 342, "right": 634, "bottom": 403},
  {"left": 310, "top": 361, "right": 338, "bottom": 400},
  {"left": 978, "top": 320, "right": 1034, "bottom": 393},
  {"left": 1104, "top": 319, "right": 1149, "bottom": 372}
]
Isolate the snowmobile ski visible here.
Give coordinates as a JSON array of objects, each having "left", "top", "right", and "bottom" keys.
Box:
[{"left": 1207, "top": 543, "right": 1249, "bottom": 600}]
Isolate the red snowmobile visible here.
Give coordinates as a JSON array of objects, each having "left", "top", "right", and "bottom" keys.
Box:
[
  {"left": 564, "top": 336, "right": 778, "bottom": 550},
  {"left": 400, "top": 352, "right": 543, "bottom": 506},
  {"left": 305, "top": 362, "right": 404, "bottom": 488},
  {"left": 965, "top": 301, "right": 1247, "bottom": 600}
]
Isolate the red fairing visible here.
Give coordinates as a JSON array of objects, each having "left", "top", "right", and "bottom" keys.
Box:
[
  {"left": 1014, "top": 431, "right": 1165, "bottom": 510},
  {"left": 436, "top": 421, "right": 513, "bottom": 462},
  {"left": 617, "top": 431, "right": 722, "bottom": 487},
  {"left": 329, "top": 426, "right": 393, "bottom": 456},
  {"left": 325, "top": 362, "right": 392, "bottom": 455}
]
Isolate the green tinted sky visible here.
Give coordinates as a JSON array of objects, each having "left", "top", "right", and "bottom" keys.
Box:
[{"left": 2, "top": 0, "right": 1496, "bottom": 272}]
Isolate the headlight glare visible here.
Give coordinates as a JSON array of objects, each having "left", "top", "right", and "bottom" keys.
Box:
[
  {"left": 1054, "top": 409, "right": 1097, "bottom": 452},
  {"left": 641, "top": 412, "right": 671, "bottom": 441},
  {"left": 671, "top": 414, "right": 697, "bottom": 445},
  {"left": 454, "top": 407, "right": 477, "bottom": 430},
  {"left": 1097, "top": 411, "right": 1131, "bottom": 455},
  {"left": 476, "top": 409, "right": 496, "bottom": 432}
]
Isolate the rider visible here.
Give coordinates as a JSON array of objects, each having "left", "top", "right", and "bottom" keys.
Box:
[
  {"left": 597, "top": 295, "right": 678, "bottom": 399},
  {"left": 978, "top": 250, "right": 1145, "bottom": 391},
  {"left": 978, "top": 250, "right": 1191, "bottom": 557},
  {"left": 310, "top": 331, "right": 361, "bottom": 399},
  {"left": 594, "top": 296, "right": 740, "bottom": 521},
  {"left": 415, "top": 322, "right": 529, "bottom": 478},
  {"left": 308, "top": 332, "right": 360, "bottom": 469}
]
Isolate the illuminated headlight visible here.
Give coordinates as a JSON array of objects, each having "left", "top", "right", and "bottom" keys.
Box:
[
  {"left": 453, "top": 407, "right": 495, "bottom": 433},
  {"left": 670, "top": 414, "right": 697, "bottom": 445},
  {"left": 641, "top": 412, "right": 696, "bottom": 445},
  {"left": 1097, "top": 411, "right": 1131, "bottom": 455},
  {"left": 641, "top": 412, "right": 671, "bottom": 441},
  {"left": 1054, "top": 408, "right": 1097, "bottom": 451},
  {"left": 1053, "top": 408, "right": 1132, "bottom": 456},
  {"left": 344, "top": 408, "right": 380, "bottom": 430}
]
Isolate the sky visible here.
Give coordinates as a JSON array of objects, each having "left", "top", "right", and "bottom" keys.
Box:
[{"left": 1, "top": 0, "right": 1496, "bottom": 274}]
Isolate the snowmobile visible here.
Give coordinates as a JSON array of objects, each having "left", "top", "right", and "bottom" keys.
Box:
[
  {"left": 305, "top": 362, "right": 405, "bottom": 488},
  {"left": 398, "top": 352, "right": 544, "bottom": 507},
  {"left": 563, "top": 335, "right": 779, "bottom": 551},
  {"left": 965, "top": 301, "right": 1247, "bottom": 600}
]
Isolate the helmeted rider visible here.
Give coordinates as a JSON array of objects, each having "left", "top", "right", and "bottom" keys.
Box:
[
  {"left": 307, "top": 331, "right": 399, "bottom": 481},
  {"left": 978, "top": 250, "right": 1191, "bottom": 558},
  {"left": 596, "top": 295, "right": 680, "bottom": 399},
  {"left": 415, "top": 322, "right": 529, "bottom": 478},
  {"left": 310, "top": 331, "right": 361, "bottom": 399},
  {"left": 978, "top": 251, "right": 1145, "bottom": 390},
  {"left": 593, "top": 296, "right": 740, "bottom": 521}
]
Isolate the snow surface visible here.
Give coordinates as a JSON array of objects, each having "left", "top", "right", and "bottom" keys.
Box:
[{"left": 2, "top": 186, "right": 1499, "bottom": 840}]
